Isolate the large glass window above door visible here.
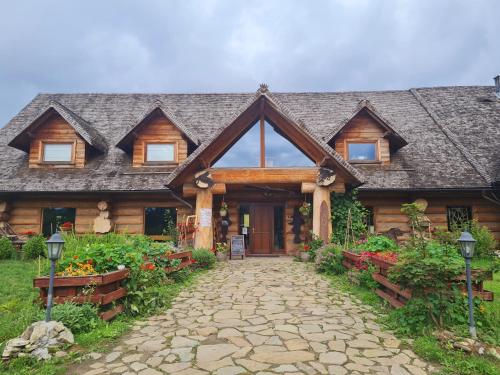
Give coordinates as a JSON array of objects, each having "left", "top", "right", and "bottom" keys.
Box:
[{"left": 214, "top": 120, "right": 314, "bottom": 167}]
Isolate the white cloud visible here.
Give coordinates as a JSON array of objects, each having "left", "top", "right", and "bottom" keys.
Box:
[{"left": 0, "top": 0, "right": 499, "bottom": 125}]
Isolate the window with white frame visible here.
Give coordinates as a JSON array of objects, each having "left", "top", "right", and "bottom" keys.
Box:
[
  {"left": 42, "top": 143, "right": 73, "bottom": 162},
  {"left": 145, "top": 143, "right": 175, "bottom": 162}
]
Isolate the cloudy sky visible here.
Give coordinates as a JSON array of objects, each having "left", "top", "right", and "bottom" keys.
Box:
[{"left": 0, "top": 0, "right": 498, "bottom": 126}]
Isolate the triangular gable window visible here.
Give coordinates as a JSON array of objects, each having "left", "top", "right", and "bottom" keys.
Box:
[{"left": 214, "top": 119, "right": 314, "bottom": 168}]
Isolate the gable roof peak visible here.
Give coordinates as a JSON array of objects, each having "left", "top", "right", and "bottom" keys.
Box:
[
  {"left": 8, "top": 99, "right": 107, "bottom": 153},
  {"left": 116, "top": 100, "right": 200, "bottom": 151},
  {"left": 325, "top": 98, "right": 408, "bottom": 151}
]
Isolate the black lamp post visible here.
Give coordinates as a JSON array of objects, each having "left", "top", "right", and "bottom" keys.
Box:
[
  {"left": 457, "top": 231, "right": 477, "bottom": 339},
  {"left": 45, "top": 232, "right": 65, "bottom": 322}
]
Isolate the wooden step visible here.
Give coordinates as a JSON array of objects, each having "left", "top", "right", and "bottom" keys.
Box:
[
  {"left": 375, "top": 288, "right": 405, "bottom": 308},
  {"left": 372, "top": 273, "right": 412, "bottom": 299}
]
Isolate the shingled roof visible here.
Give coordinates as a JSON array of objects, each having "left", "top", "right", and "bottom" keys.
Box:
[{"left": 0, "top": 85, "right": 497, "bottom": 193}]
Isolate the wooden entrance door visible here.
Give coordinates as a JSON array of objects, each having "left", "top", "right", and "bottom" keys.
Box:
[{"left": 250, "top": 204, "right": 274, "bottom": 254}]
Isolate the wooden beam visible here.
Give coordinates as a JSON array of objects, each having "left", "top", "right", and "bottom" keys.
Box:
[
  {"left": 301, "top": 182, "right": 316, "bottom": 194},
  {"left": 260, "top": 114, "right": 265, "bottom": 167},
  {"left": 210, "top": 168, "right": 317, "bottom": 184},
  {"left": 183, "top": 183, "right": 226, "bottom": 198}
]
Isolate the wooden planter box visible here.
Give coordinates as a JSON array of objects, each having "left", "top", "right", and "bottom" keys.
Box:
[
  {"left": 33, "top": 269, "right": 129, "bottom": 321},
  {"left": 342, "top": 251, "right": 361, "bottom": 269},
  {"left": 370, "top": 256, "right": 396, "bottom": 277},
  {"left": 370, "top": 265, "right": 494, "bottom": 308},
  {"left": 165, "top": 251, "right": 194, "bottom": 273}
]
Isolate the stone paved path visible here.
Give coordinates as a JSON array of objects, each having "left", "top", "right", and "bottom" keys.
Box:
[{"left": 75, "top": 258, "right": 435, "bottom": 375}]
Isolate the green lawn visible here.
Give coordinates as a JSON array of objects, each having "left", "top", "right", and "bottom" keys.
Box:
[
  {"left": 0, "top": 260, "right": 45, "bottom": 351},
  {"left": 0, "top": 259, "right": 203, "bottom": 375}
]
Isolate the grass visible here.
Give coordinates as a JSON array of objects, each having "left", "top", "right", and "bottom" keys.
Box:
[
  {"left": 0, "top": 258, "right": 204, "bottom": 375},
  {"left": 321, "top": 268, "right": 500, "bottom": 375},
  {"left": 0, "top": 259, "right": 46, "bottom": 350}
]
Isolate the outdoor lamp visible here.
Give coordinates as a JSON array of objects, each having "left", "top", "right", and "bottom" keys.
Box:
[
  {"left": 458, "top": 231, "right": 476, "bottom": 258},
  {"left": 45, "top": 232, "right": 65, "bottom": 322},
  {"left": 46, "top": 232, "right": 65, "bottom": 260},
  {"left": 457, "top": 231, "right": 477, "bottom": 339}
]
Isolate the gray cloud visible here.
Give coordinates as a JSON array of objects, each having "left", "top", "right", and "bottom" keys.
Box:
[{"left": 1, "top": 0, "right": 499, "bottom": 126}]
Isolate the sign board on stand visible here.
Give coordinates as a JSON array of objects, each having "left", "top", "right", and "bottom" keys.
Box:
[{"left": 230, "top": 235, "right": 245, "bottom": 260}]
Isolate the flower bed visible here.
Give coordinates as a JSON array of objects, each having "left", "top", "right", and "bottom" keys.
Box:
[
  {"left": 342, "top": 250, "right": 494, "bottom": 308},
  {"left": 33, "top": 268, "right": 129, "bottom": 321},
  {"left": 164, "top": 251, "right": 194, "bottom": 273},
  {"left": 341, "top": 250, "right": 361, "bottom": 269}
]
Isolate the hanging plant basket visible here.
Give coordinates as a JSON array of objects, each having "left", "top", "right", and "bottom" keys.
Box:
[{"left": 299, "top": 202, "right": 311, "bottom": 217}]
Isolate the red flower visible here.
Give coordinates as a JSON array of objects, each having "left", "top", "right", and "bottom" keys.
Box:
[
  {"left": 87, "top": 259, "right": 93, "bottom": 265},
  {"left": 303, "top": 245, "right": 310, "bottom": 251},
  {"left": 73, "top": 255, "right": 79, "bottom": 259}
]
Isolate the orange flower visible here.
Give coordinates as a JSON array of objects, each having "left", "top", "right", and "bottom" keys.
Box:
[{"left": 73, "top": 255, "right": 79, "bottom": 259}]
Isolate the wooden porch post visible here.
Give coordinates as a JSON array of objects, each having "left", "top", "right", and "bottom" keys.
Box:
[
  {"left": 312, "top": 186, "right": 332, "bottom": 243},
  {"left": 194, "top": 188, "right": 213, "bottom": 249}
]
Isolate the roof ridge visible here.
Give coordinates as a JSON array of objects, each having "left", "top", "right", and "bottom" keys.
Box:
[{"left": 410, "top": 88, "right": 492, "bottom": 184}]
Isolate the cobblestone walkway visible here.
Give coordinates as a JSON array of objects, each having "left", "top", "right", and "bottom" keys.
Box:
[{"left": 76, "top": 258, "right": 434, "bottom": 375}]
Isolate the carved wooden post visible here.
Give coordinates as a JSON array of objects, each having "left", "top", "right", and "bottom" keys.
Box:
[
  {"left": 312, "top": 186, "right": 332, "bottom": 243},
  {"left": 0, "top": 201, "right": 10, "bottom": 228},
  {"left": 194, "top": 188, "right": 213, "bottom": 249},
  {"left": 93, "top": 201, "right": 113, "bottom": 234}
]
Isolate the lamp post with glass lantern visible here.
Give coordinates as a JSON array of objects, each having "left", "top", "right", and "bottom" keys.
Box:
[
  {"left": 457, "top": 231, "right": 477, "bottom": 339},
  {"left": 45, "top": 232, "right": 65, "bottom": 322}
]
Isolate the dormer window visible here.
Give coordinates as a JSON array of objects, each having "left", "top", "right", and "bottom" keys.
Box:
[
  {"left": 42, "top": 143, "right": 74, "bottom": 163},
  {"left": 347, "top": 142, "right": 377, "bottom": 162},
  {"left": 145, "top": 143, "right": 176, "bottom": 163}
]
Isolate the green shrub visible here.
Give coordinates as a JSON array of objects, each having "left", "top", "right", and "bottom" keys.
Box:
[
  {"left": 468, "top": 220, "right": 497, "bottom": 258},
  {"left": 0, "top": 236, "right": 15, "bottom": 260},
  {"left": 357, "top": 235, "right": 398, "bottom": 252},
  {"left": 169, "top": 267, "right": 191, "bottom": 283},
  {"left": 22, "top": 235, "right": 47, "bottom": 259},
  {"left": 306, "top": 235, "right": 324, "bottom": 262},
  {"left": 124, "top": 267, "right": 172, "bottom": 316},
  {"left": 39, "top": 302, "right": 99, "bottom": 333},
  {"left": 191, "top": 248, "right": 216, "bottom": 269},
  {"left": 358, "top": 264, "right": 378, "bottom": 289},
  {"left": 315, "top": 244, "right": 345, "bottom": 275},
  {"left": 434, "top": 221, "right": 497, "bottom": 258}
]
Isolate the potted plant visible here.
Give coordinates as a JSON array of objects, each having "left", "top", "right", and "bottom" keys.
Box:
[
  {"left": 59, "top": 221, "right": 74, "bottom": 232},
  {"left": 219, "top": 201, "right": 228, "bottom": 217},
  {"left": 216, "top": 242, "right": 228, "bottom": 261}
]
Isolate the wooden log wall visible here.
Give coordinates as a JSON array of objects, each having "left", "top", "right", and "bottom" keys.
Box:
[
  {"left": 132, "top": 114, "right": 187, "bottom": 167},
  {"left": 333, "top": 112, "right": 390, "bottom": 164},
  {"left": 359, "top": 194, "right": 500, "bottom": 241},
  {"left": 29, "top": 114, "right": 86, "bottom": 168},
  {"left": 7, "top": 195, "right": 191, "bottom": 236}
]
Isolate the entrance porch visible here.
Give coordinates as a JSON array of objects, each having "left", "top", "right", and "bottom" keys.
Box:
[{"left": 182, "top": 167, "right": 345, "bottom": 255}]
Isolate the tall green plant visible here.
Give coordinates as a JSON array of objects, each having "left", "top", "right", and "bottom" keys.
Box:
[{"left": 331, "top": 189, "right": 368, "bottom": 244}]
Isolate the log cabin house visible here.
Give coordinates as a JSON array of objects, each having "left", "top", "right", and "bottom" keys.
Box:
[{"left": 0, "top": 80, "right": 499, "bottom": 255}]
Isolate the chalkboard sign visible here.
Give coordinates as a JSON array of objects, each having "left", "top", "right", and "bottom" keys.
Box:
[{"left": 230, "top": 235, "right": 245, "bottom": 259}]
